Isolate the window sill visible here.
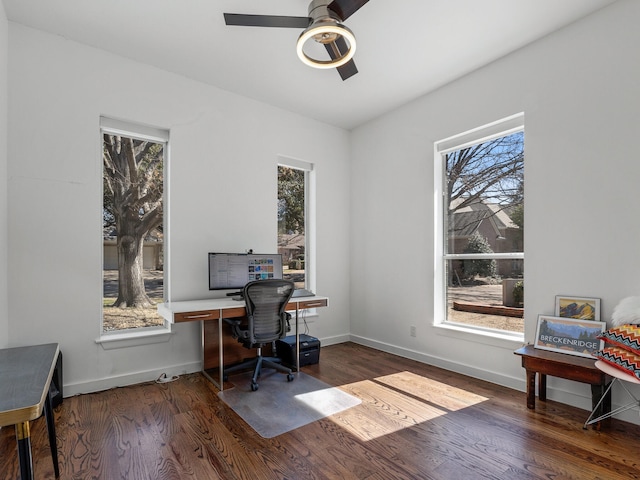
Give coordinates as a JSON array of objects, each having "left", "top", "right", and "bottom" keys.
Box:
[
  {"left": 96, "top": 326, "right": 174, "bottom": 350},
  {"left": 434, "top": 322, "right": 524, "bottom": 349}
]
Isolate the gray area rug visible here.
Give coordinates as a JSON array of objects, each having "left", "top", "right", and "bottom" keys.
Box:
[{"left": 218, "top": 371, "right": 361, "bottom": 438}]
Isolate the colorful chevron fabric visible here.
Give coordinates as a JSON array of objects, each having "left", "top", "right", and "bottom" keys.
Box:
[
  {"left": 598, "top": 325, "right": 640, "bottom": 353},
  {"left": 593, "top": 345, "right": 640, "bottom": 380}
]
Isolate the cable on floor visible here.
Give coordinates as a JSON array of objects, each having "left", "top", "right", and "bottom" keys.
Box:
[{"left": 156, "top": 373, "right": 180, "bottom": 384}]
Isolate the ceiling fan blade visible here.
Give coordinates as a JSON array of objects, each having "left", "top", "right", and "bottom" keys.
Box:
[
  {"left": 324, "top": 37, "right": 358, "bottom": 81},
  {"left": 328, "top": 0, "right": 369, "bottom": 21},
  {"left": 336, "top": 60, "right": 358, "bottom": 81},
  {"left": 224, "top": 13, "right": 310, "bottom": 29}
]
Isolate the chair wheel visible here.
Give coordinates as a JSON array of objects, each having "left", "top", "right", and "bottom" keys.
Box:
[
  {"left": 287, "top": 374, "right": 295, "bottom": 382},
  {"left": 251, "top": 382, "right": 259, "bottom": 391}
]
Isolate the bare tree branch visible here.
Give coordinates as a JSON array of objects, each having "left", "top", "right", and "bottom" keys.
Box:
[{"left": 103, "top": 133, "right": 164, "bottom": 308}]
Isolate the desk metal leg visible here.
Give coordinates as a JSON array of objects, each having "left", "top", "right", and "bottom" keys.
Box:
[
  {"left": 218, "top": 309, "right": 224, "bottom": 390},
  {"left": 45, "top": 383, "right": 60, "bottom": 478},
  {"left": 201, "top": 314, "right": 224, "bottom": 391},
  {"left": 16, "top": 421, "right": 34, "bottom": 480},
  {"left": 295, "top": 305, "right": 300, "bottom": 373}
]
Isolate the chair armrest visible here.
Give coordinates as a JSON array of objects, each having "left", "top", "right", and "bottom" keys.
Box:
[{"left": 223, "top": 318, "right": 243, "bottom": 339}]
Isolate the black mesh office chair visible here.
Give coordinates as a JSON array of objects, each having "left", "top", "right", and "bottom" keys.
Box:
[{"left": 223, "top": 279, "right": 295, "bottom": 391}]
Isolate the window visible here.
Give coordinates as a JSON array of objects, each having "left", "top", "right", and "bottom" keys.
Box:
[
  {"left": 101, "top": 118, "right": 168, "bottom": 334},
  {"left": 277, "top": 158, "right": 314, "bottom": 292},
  {"left": 435, "top": 114, "right": 524, "bottom": 336}
]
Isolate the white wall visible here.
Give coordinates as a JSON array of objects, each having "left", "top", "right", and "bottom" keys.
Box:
[
  {"left": 7, "top": 24, "right": 351, "bottom": 394},
  {"left": 0, "top": 1, "right": 8, "bottom": 348},
  {"left": 350, "top": 0, "right": 640, "bottom": 422},
  {"left": 8, "top": 0, "right": 639, "bottom": 423}
]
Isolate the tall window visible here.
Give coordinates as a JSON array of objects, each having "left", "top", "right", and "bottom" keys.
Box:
[
  {"left": 101, "top": 118, "right": 168, "bottom": 333},
  {"left": 277, "top": 159, "right": 314, "bottom": 291},
  {"left": 435, "top": 114, "right": 524, "bottom": 335}
]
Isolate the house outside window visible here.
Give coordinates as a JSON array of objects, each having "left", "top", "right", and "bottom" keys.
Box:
[
  {"left": 277, "top": 158, "right": 315, "bottom": 292},
  {"left": 101, "top": 117, "right": 168, "bottom": 334},
  {"left": 435, "top": 114, "right": 524, "bottom": 336}
]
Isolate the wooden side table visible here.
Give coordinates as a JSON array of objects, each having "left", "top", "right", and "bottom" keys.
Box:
[{"left": 514, "top": 344, "right": 611, "bottom": 425}]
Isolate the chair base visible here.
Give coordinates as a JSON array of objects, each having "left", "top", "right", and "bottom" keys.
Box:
[
  {"left": 224, "top": 353, "right": 294, "bottom": 391},
  {"left": 584, "top": 376, "right": 640, "bottom": 428}
]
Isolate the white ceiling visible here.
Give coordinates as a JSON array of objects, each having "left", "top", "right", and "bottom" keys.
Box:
[{"left": 2, "top": 0, "right": 617, "bottom": 129}]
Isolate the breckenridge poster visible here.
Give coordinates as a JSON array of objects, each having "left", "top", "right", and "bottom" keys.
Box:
[{"left": 534, "top": 315, "right": 605, "bottom": 358}]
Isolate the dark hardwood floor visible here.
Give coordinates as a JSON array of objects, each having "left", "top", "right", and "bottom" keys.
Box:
[{"left": 2, "top": 342, "right": 640, "bottom": 479}]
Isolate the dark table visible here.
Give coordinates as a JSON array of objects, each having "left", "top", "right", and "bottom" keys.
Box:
[
  {"left": 0, "top": 343, "right": 60, "bottom": 479},
  {"left": 514, "top": 344, "right": 611, "bottom": 427}
]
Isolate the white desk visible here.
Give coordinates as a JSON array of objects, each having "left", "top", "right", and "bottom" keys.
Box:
[{"left": 158, "top": 296, "right": 328, "bottom": 390}]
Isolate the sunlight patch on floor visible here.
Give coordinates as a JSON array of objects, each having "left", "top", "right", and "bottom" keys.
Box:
[
  {"left": 376, "top": 371, "right": 489, "bottom": 410},
  {"left": 329, "top": 371, "right": 489, "bottom": 441}
]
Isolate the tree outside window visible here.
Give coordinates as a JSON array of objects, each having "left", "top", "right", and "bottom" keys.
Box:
[
  {"left": 102, "top": 124, "right": 166, "bottom": 332},
  {"left": 440, "top": 125, "right": 524, "bottom": 334},
  {"left": 278, "top": 165, "right": 306, "bottom": 289}
]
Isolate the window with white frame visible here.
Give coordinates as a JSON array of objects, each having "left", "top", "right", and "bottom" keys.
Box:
[
  {"left": 277, "top": 158, "right": 315, "bottom": 293},
  {"left": 101, "top": 117, "right": 168, "bottom": 334},
  {"left": 435, "top": 114, "right": 524, "bottom": 336}
]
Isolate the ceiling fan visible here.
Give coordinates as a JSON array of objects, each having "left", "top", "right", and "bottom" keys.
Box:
[{"left": 224, "top": 0, "right": 370, "bottom": 81}]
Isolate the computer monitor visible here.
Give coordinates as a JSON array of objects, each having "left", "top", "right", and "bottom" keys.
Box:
[{"left": 208, "top": 252, "right": 283, "bottom": 290}]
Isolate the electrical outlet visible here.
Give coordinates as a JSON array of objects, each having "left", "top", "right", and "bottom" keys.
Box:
[{"left": 410, "top": 325, "right": 416, "bottom": 337}]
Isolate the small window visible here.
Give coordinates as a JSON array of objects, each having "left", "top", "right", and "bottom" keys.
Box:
[
  {"left": 101, "top": 118, "right": 168, "bottom": 333},
  {"left": 277, "top": 159, "right": 314, "bottom": 292},
  {"left": 435, "top": 114, "right": 524, "bottom": 336}
]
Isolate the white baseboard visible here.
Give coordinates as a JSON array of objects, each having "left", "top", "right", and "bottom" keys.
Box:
[
  {"left": 349, "top": 334, "right": 524, "bottom": 389},
  {"left": 61, "top": 336, "right": 640, "bottom": 427},
  {"left": 62, "top": 337, "right": 351, "bottom": 397},
  {"left": 347, "top": 335, "right": 640, "bottom": 426},
  {"left": 317, "top": 333, "right": 350, "bottom": 346},
  {"left": 63, "top": 361, "right": 202, "bottom": 397}
]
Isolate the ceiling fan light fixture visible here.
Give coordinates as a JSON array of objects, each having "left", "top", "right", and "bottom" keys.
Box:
[{"left": 296, "top": 21, "right": 356, "bottom": 69}]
